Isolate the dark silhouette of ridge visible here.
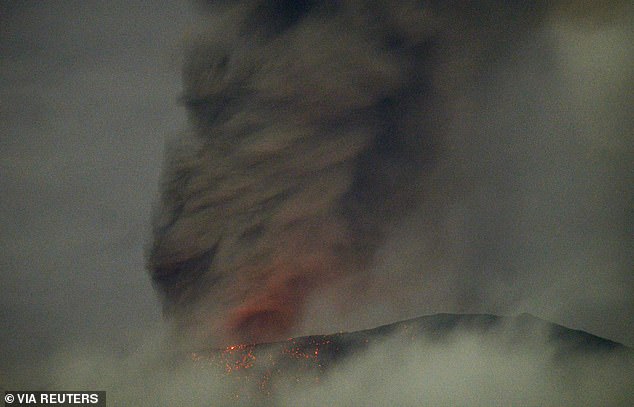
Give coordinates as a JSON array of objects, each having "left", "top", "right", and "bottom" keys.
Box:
[{"left": 188, "top": 313, "right": 629, "bottom": 399}]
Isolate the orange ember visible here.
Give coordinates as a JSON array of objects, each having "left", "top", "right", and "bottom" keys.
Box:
[{"left": 191, "top": 334, "right": 350, "bottom": 399}]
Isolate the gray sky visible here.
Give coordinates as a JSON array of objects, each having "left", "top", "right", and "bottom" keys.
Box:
[
  {"left": 1, "top": 0, "right": 632, "bottom": 391},
  {"left": 1, "top": 0, "right": 199, "bottom": 374}
]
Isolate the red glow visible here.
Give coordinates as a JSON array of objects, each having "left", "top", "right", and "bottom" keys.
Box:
[
  {"left": 224, "top": 269, "right": 314, "bottom": 344},
  {"left": 191, "top": 335, "right": 344, "bottom": 399}
]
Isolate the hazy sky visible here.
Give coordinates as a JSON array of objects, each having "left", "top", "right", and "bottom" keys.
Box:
[
  {"left": 1, "top": 0, "right": 200, "bottom": 374},
  {"left": 1, "top": 1, "right": 632, "bottom": 393}
]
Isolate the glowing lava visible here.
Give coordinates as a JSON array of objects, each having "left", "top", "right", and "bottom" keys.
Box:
[
  {"left": 189, "top": 313, "right": 627, "bottom": 400},
  {"left": 190, "top": 334, "right": 354, "bottom": 399}
]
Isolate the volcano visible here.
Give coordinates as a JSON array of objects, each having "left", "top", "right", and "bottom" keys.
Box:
[{"left": 188, "top": 313, "right": 631, "bottom": 401}]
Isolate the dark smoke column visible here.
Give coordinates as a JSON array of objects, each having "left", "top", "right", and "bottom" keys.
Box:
[{"left": 146, "top": 1, "right": 545, "bottom": 347}]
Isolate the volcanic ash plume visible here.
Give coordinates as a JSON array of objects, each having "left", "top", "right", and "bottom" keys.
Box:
[{"left": 147, "top": 0, "right": 634, "bottom": 349}]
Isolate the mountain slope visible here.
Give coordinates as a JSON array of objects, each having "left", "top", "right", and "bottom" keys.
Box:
[{"left": 188, "top": 313, "right": 631, "bottom": 401}]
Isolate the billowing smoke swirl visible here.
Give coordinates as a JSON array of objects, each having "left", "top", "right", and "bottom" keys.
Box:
[{"left": 147, "top": 1, "right": 632, "bottom": 348}]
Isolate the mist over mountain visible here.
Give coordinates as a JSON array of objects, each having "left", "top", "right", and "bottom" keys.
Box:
[
  {"left": 37, "top": 313, "right": 633, "bottom": 406},
  {"left": 192, "top": 312, "right": 631, "bottom": 387}
]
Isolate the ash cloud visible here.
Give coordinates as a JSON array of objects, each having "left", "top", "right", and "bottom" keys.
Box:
[
  {"left": 353, "top": 9, "right": 634, "bottom": 347},
  {"left": 149, "top": 0, "right": 633, "bottom": 349},
  {"left": 1, "top": 0, "right": 632, "bottom": 405}
]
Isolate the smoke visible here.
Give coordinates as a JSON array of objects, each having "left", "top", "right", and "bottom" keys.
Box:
[
  {"left": 147, "top": 0, "right": 633, "bottom": 348},
  {"left": 287, "top": 335, "right": 633, "bottom": 407},
  {"left": 1, "top": 1, "right": 632, "bottom": 405},
  {"left": 296, "top": 2, "right": 634, "bottom": 345},
  {"left": 23, "top": 322, "right": 634, "bottom": 406}
]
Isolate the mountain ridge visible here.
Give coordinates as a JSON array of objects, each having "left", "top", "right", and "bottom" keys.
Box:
[{"left": 188, "top": 312, "right": 630, "bottom": 400}]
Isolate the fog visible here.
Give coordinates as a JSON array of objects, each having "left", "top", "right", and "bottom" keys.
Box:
[
  {"left": 33, "top": 323, "right": 634, "bottom": 406},
  {"left": 1, "top": 1, "right": 632, "bottom": 405}
]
